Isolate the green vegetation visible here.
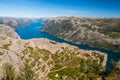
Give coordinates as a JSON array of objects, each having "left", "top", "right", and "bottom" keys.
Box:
[
  {"left": 109, "top": 32, "right": 120, "bottom": 39},
  {"left": 48, "top": 49, "right": 105, "bottom": 80},
  {"left": 2, "top": 63, "right": 16, "bottom": 80},
  {"left": 1, "top": 47, "right": 119, "bottom": 80},
  {"left": 19, "top": 61, "right": 38, "bottom": 80},
  {"left": 1, "top": 43, "right": 11, "bottom": 50},
  {"left": 2, "top": 62, "right": 38, "bottom": 80},
  {"left": 48, "top": 58, "right": 104, "bottom": 80}
]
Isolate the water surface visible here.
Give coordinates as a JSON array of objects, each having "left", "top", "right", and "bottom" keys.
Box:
[{"left": 16, "top": 21, "right": 120, "bottom": 72}]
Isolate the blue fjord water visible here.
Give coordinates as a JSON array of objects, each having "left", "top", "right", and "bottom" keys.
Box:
[{"left": 16, "top": 21, "right": 120, "bottom": 72}]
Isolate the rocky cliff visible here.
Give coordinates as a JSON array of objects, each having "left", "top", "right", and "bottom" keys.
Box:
[
  {"left": 0, "top": 25, "right": 109, "bottom": 80},
  {"left": 0, "top": 24, "right": 20, "bottom": 39},
  {"left": 41, "top": 17, "right": 120, "bottom": 53}
]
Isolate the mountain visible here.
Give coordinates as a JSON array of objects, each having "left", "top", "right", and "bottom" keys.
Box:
[
  {"left": 41, "top": 17, "right": 120, "bottom": 53},
  {"left": 38, "top": 18, "right": 49, "bottom": 24},
  {"left": 0, "top": 17, "right": 36, "bottom": 30},
  {"left": 0, "top": 24, "right": 20, "bottom": 39},
  {"left": 0, "top": 24, "right": 110, "bottom": 80}
]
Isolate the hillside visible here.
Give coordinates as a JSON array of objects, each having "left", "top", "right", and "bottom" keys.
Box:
[
  {"left": 41, "top": 17, "right": 120, "bottom": 53},
  {"left": 0, "top": 25, "right": 112, "bottom": 80},
  {"left": 0, "top": 17, "right": 36, "bottom": 30},
  {"left": 106, "top": 61, "right": 120, "bottom": 80}
]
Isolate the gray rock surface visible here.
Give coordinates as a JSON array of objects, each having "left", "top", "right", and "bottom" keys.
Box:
[
  {"left": 0, "top": 25, "right": 107, "bottom": 79},
  {"left": 0, "top": 24, "right": 20, "bottom": 39},
  {"left": 42, "top": 17, "right": 120, "bottom": 53}
]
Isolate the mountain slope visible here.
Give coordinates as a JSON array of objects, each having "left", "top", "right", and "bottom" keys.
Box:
[
  {"left": 0, "top": 24, "right": 109, "bottom": 80},
  {"left": 106, "top": 61, "right": 120, "bottom": 80},
  {"left": 0, "top": 17, "right": 36, "bottom": 30},
  {"left": 41, "top": 17, "right": 120, "bottom": 53}
]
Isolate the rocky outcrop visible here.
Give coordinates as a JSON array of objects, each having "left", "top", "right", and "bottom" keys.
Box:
[
  {"left": 0, "top": 36, "right": 108, "bottom": 80},
  {"left": 41, "top": 17, "right": 120, "bottom": 53},
  {"left": 0, "top": 25, "right": 108, "bottom": 80},
  {"left": 0, "top": 24, "right": 20, "bottom": 39}
]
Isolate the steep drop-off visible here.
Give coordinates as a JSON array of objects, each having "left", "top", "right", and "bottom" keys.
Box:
[
  {"left": 0, "top": 25, "right": 110, "bottom": 80},
  {"left": 41, "top": 17, "right": 120, "bottom": 53},
  {"left": 0, "top": 24, "right": 20, "bottom": 39}
]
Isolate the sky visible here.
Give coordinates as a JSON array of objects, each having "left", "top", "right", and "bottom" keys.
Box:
[{"left": 0, "top": 0, "right": 120, "bottom": 18}]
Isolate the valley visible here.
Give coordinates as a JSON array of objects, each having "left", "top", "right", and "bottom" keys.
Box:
[
  {"left": 0, "top": 0, "right": 120, "bottom": 79},
  {"left": 0, "top": 17, "right": 119, "bottom": 80},
  {"left": 41, "top": 17, "right": 120, "bottom": 53}
]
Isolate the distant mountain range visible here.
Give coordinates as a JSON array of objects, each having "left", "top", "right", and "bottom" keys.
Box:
[
  {"left": 0, "top": 17, "right": 37, "bottom": 30},
  {"left": 0, "top": 17, "right": 119, "bottom": 80},
  {"left": 0, "top": 24, "right": 109, "bottom": 80}
]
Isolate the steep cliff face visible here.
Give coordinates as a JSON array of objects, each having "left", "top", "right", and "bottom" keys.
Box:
[
  {"left": 41, "top": 17, "right": 120, "bottom": 53},
  {"left": 0, "top": 25, "right": 108, "bottom": 80},
  {"left": 0, "top": 24, "right": 20, "bottom": 39},
  {"left": 0, "top": 36, "right": 108, "bottom": 79},
  {"left": 106, "top": 61, "right": 120, "bottom": 80},
  {"left": 0, "top": 17, "right": 35, "bottom": 30}
]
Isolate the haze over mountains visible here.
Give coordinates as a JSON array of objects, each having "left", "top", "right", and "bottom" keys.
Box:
[{"left": 0, "top": 17, "right": 36, "bottom": 30}]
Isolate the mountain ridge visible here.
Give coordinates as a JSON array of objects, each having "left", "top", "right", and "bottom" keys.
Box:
[
  {"left": 0, "top": 17, "right": 37, "bottom": 30},
  {"left": 41, "top": 17, "right": 120, "bottom": 53}
]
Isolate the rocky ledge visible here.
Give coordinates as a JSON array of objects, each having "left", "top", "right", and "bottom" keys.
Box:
[{"left": 0, "top": 25, "right": 108, "bottom": 80}]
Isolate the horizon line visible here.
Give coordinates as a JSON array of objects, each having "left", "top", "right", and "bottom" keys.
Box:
[{"left": 0, "top": 15, "right": 120, "bottom": 19}]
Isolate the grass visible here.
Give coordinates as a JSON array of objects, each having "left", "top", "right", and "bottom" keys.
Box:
[
  {"left": 1, "top": 47, "right": 117, "bottom": 80},
  {"left": 2, "top": 63, "right": 16, "bottom": 80},
  {"left": 48, "top": 48, "right": 105, "bottom": 80},
  {"left": 1, "top": 43, "right": 11, "bottom": 50}
]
